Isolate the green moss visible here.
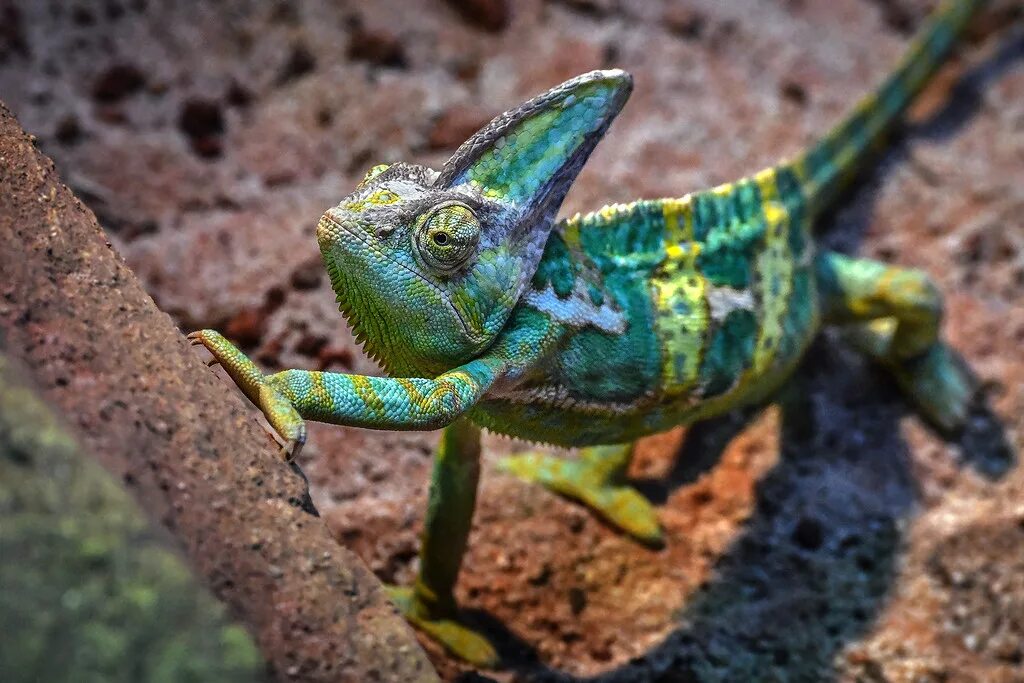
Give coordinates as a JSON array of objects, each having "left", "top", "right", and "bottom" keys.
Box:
[{"left": 0, "top": 354, "right": 269, "bottom": 683}]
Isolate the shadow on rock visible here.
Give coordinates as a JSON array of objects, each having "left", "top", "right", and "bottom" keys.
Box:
[{"left": 490, "top": 335, "right": 1011, "bottom": 682}]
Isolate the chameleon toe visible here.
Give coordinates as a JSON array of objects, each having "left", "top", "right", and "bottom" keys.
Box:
[
  {"left": 891, "top": 342, "right": 976, "bottom": 434},
  {"left": 386, "top": 585, "right": 499, "bottom": 668},
  {"left": 499, "top": 451, "right": 663, "bottom": 546},
  {"left": 591, "top": 486, "right": 664, "bottom": 547}
]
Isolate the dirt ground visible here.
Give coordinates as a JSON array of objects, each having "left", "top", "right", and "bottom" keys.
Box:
[{"left": 2, "top": 0, "right": 1023, "bottom": 680}]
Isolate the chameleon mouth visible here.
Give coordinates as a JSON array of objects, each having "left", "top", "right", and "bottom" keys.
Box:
[{"left": 316, "top": 211, "right": 477, "bottom": 344}]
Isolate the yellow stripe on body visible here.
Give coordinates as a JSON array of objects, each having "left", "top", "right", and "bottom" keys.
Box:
[
  {"left": 660, "top": 195, "right": 693, "bottom": 251},
  {"left": 653, "top": 195, "right": 707, "bottom": 396},
  {"left": 750, "top": 169, "right": 793, "bottom": 377},
  {"left": 754, "top": 167, "right": 780, "bottom": 202}
]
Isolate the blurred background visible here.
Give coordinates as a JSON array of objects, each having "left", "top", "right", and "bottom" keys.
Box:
[{"left": 1, "top": 0, "right": 1023, "bottom": 681}]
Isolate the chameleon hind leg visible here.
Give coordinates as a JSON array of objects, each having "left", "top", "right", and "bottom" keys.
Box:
[
  {"left": 816, "top": 251, "right": 975, "bottom": 432},
  {"left": 498, "top": 442, "right": 662, "bottom": 545},
  {"left": 388, "top": 418, "right": 498, "bottom": 667}
]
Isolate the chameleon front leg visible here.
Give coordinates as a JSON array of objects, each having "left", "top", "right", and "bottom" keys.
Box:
[
  {"left": 188, "top": 329, "right": 505, "bottom": 436},
  {"left": 816, "top": 251, "right": 975, "bottom": 432},
  {"left": 189, "top": 329, "right": 503, "bottom": 663},
  {"left": 387, "top": 418, "right": 497, "bottom": 666},
  {"left": 499, "top": 442, "right": 662, "bottom": 545}
]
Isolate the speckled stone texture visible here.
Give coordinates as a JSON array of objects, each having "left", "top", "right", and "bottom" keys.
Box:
[{"left": 2, "top": 0, "right": 1022, "bottom": 681}]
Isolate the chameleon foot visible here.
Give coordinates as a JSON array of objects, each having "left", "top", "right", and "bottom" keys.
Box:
[
  {"left": 889, "top": 342, "right": 976, "bottom": 434},
  {"left": 499, "top": 446, "right": 663, "bottom": 545},
  {"left": 188, "top": 329, "right": 307, "bottom": 460},
  {"left": 385, "top": 585, "right": 498, "bottom": 667}
]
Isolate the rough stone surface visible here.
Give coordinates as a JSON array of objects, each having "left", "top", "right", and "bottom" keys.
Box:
[
  {"left": 1, "top": 1, "right": 1023, "bottom": 681},
  {"left": 0, "top": 103, "right": 438, "bottom": 683}
]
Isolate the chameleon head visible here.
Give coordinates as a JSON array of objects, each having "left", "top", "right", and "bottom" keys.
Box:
[{"left": 318, "top": 69, "right": 632, "bottom": 376}]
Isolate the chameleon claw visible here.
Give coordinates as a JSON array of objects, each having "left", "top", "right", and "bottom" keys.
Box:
[
  {"left": 188, "top": 331, "right": 223, "bottom": 367},
  {"left": 890, "top": 342, "right": 977, "bottom": 434},
  {"left": 256, "top": 410, "right": 307, "bottom": 462},
  {"left": 281, "top": 430, "right": 306, "bottom": 462},
  {"left": 187, "top": 330, "right": 214, "bottom": 350}
]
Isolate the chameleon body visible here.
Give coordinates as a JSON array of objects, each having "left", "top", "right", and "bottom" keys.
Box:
[{"left": 191, "top": 0, "right": 983, "bottom": 665}]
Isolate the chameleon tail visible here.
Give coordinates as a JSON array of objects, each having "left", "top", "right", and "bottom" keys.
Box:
[{"left": 795, "top": 0, "right": 987, "bottom": 215}]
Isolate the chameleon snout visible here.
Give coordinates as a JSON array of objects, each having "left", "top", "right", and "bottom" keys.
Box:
[{"left": 317, "top": 208, "right": 367, "bottom": 251}]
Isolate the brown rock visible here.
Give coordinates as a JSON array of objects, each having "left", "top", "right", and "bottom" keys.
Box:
[
  {"left": 443, "top": 0, "right": 510, "bottom": 32},
  {"left": 91, "top": 63, "right": 146, "bottom": 103},
  {"left": 347, "top": 25, "right": 407, "bottom": 68},
  {"left": 426, "top": 105, "right": 494, "bottom": 150},
  {"left": 662, "top": 6, "right": 706, "bottom": 40},
  {"left": 224, "top": 307, "right": 268, "bottom": 349}
]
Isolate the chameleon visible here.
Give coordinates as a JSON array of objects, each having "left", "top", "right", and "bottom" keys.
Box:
[{"left": 190, "top": 0, "right": 984, "bottom": 666}]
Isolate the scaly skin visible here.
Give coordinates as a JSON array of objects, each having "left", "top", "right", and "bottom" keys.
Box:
[{"left": 190, "top": 0, "right": 984, "bottom": 665}]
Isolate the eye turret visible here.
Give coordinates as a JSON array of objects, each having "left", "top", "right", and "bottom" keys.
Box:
[{"left": 414, "top": 203, "right": 480, "bottom": 273}]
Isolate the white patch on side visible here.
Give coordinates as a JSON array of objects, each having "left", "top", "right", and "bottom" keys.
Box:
[
  {"left": 705, "top": 285, "right": 755, "bottom": 323},
  {"left": 524, "top": 284, "right": 627, "bottom": 334}
]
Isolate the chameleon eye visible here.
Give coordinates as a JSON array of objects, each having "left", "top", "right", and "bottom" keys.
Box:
[{"left": 415, "top": 203, "right": 480, "bottom": 273}]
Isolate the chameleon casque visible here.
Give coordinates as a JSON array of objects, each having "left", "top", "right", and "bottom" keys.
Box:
[{"left": 190, "top": 0, "right": 984, "bottom": 665}]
